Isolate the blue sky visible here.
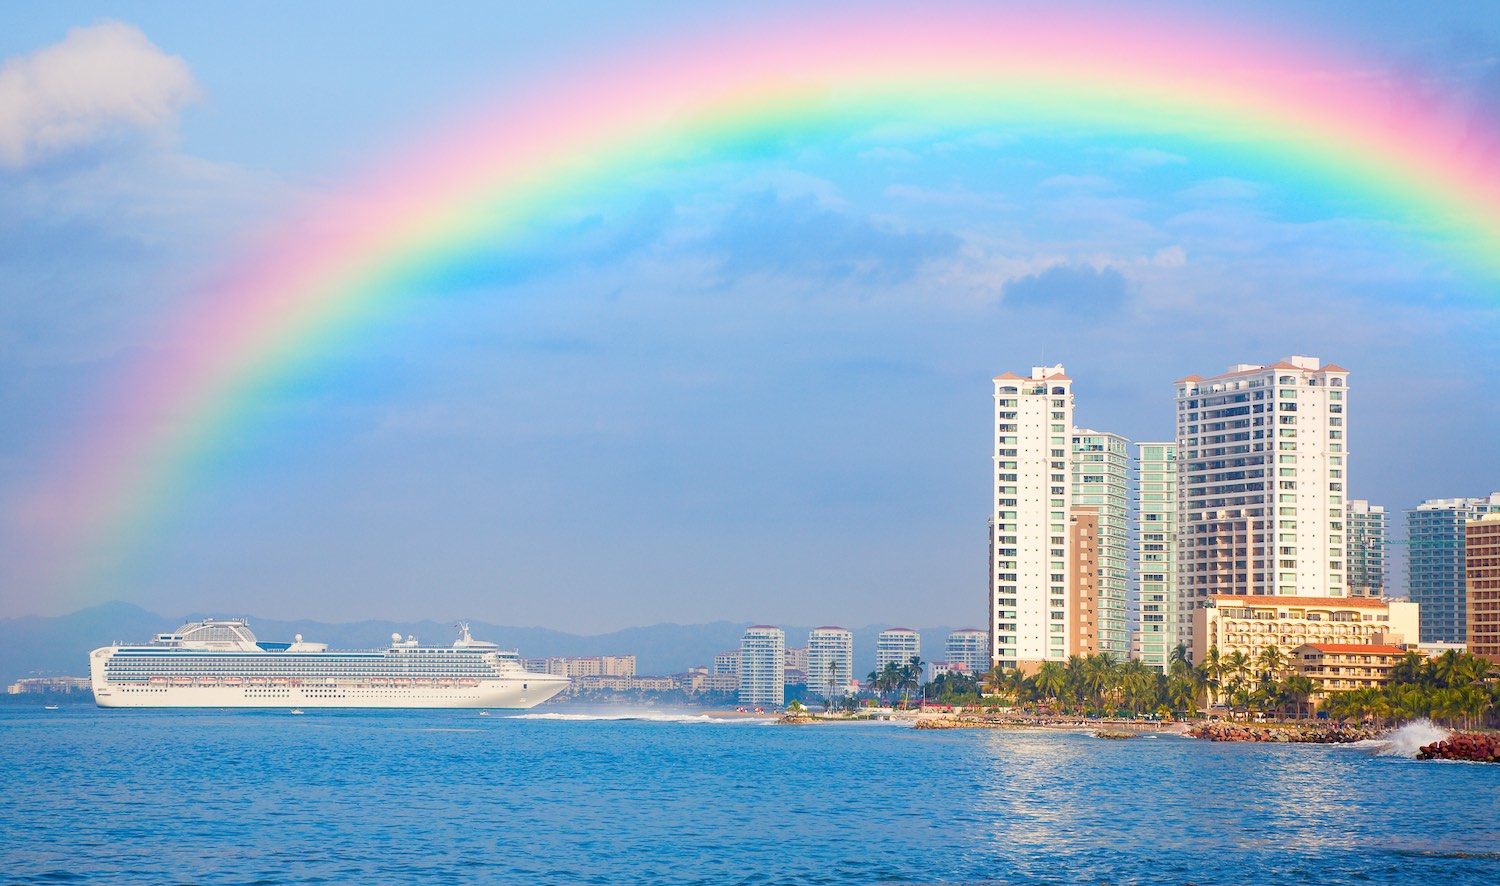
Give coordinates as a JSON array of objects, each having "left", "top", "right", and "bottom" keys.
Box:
[{"left": 1, "top": 1, "right": 1498, "bottom": 631}]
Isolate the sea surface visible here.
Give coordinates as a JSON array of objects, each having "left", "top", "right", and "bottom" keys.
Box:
[{"left": 3, "top": 705, "right": 1499, "bottom": 885}]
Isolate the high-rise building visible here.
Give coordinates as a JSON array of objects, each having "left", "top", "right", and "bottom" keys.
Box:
[
  {"left": 1135, "top": 442, "right": 1178, "bottom": 672},
  {"left": 944, "top": 629, "right": 990, "bottom": 675},
  {"left": 738, "top": 626, "right": 785, "bottom": 706},
  {"left": 807, "top": 627, "right": 854, "bottom": 701},
  {"left": 1175, "top": 356, "right": 1350, "bottom": 657},
  {"left": 1345, "top": 500, "right": 1387, "bottom": 597},
  {"left": 1467, "top": 513, "right": 1500, "bottom": 664},
  {"left": 876, "top": 628, "right": 921, "bottom": 673},
  {"left": 1409, "top": 494, "right": 1500, "bottom": 644},
  {"left": 1072, "top": 429, "right": 1131, "bottom": 658},
  {"left": 1068, "top": 507, "right": 1101, "bottom": 655},
  {"left": 992, "top": 365, "right": 1074, "bottom": 671}
]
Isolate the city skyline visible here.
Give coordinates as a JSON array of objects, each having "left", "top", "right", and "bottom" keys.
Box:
[{"left": 2, "top": 2, "right": 1498, "bottom": 632}]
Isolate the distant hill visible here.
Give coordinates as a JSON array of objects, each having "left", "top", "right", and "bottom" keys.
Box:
[{"left": 0, "top": 603, "right": 966, "bottom": 683}]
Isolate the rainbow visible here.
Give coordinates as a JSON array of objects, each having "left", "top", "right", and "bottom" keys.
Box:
[{"left": 25, "top": 5, "right": 1500, "bottom": 600}]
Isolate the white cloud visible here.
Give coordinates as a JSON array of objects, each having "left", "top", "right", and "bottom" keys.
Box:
[{"left": 0, "top": 21, "right": 200, "bottom": 167}]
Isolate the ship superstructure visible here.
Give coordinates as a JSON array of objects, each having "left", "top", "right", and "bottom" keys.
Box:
[{"left": 89, "top": 619, "right": 569, "bottom": 709}]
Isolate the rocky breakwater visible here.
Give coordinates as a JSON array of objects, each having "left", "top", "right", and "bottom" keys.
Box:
[
  {"left": 1187, "top": 723, "right": 1378, "bottom": 744},
  {"left": 1417, "top": 733, "right": 1500, "bottom": 762}
]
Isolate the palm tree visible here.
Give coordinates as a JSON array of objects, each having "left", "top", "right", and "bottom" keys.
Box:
[
  {"left": 1280, "top": 674, "right": 1316, "bottom": 720},
  {"left": 898, "top": 656, "right": 925, "bottom": 708},
  {"left": 1389, "top": 650, "right": 1429, "bottom": 687},
  {"left": 823, "top": 659, "right": 840, "bottom": 711},
  {"left": 1257, "top": 645, "right": 1287, "bottom": 683},
  {"left": 1034, "top": 661, "right": 1067, "bottom": 706}
]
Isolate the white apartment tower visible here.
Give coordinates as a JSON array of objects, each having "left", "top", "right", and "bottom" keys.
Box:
[
  {"left": 738, "top": 626, "right": 785, "bottom": 706},
  {"left": 1072, "top": 429, "right": 1131, "bottom": 658},
  {"left": 945, "top": 629, "right": 991, "bottom": 675},
  {"left": 1134, "top": 442, "right": 1178, "bottom": 671},
  {"left": 992, "top": 365, "right": 1074, "bottom": 671},
  {"left": 875, "top": 628, "right": 921, "bottom": 673},
  {"left": 807, "top": 627, "right": 854, "bottom": 702},
  {"left": 1175, "top": 356, "right": 1350, "bottom": 658},
  {"left": 1345, "top": 500, "right": 1387, "bottom": 597}
]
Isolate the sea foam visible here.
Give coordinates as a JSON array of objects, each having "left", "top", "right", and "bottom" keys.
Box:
[{"left": 1357, "top": 718, "right": 1452, "bottom": 758}]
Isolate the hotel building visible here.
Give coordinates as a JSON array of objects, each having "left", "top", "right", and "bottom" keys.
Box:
[
  {"left": 1292, "top": 643, "right": 1408, "bottom": 700},
  {"left": 944, "top": 629, "right": 991, "bottom": 675},
  {"left": 992, "top": 365, "right": 1074, "bottom": 671},
  {"left": 1072, "top": 429, "right": 1132, "bottom": 658},
  {"left": 1468, "top": 513, "right": 1500, "bottom": 664},
  {"left": 1408, "top": 493, "right": 1500, "bottom": 644},
  {"left": 1135, "top": 442, "right": 1178, "bottom": 671},
  {"left": 1175, "top": 356, "right": 1350, "bottom": 657},
  {"left": 876, "top": 628, "right": 921, "bottom": 673},
  {"left": 1192, "top": 595, "right": 1418, "bottom": 667},
  {"left": 738, "top": 626, "right": 784, "bottom": 706},
  {"left": 1345, "top": 500, "right": 1387, "bottom": 597},
  {"left": 807, "top": 627, "right": 855, "bottom": 699}
]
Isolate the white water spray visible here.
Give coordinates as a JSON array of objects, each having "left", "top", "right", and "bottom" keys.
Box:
[{"left": 1362, "top": 718, "right": 1452, "bottom": 757}]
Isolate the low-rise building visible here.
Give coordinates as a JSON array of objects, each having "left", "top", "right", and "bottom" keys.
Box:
[
  {"left": 6, "top": 677, "right": 91, "bottom": 694},
  {"left": 1192, "top": 595, "right": 1419, "bottom": 666},
  {"left": 1292, "top": 643, "right": 1408, "bottom": 699}
]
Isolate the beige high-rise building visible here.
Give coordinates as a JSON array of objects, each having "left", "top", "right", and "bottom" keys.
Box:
[
  {"left": 1068, "top": 507, "right": 1100, "bottom": 655},
  {"left": 1175, "top": 356, "right": 1350, "bottom": 657},
  {"left": 1467, "top": 513, "right": 1500, "bottom": 664}
]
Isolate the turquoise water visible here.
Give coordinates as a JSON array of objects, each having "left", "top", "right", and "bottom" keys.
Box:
[{"left": 2, "top": 706, "right": 1498, "bottom": 885}]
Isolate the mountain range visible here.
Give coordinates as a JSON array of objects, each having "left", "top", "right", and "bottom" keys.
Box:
[{"left": 0, "top": 602, "right": 964, "bottom": 683}]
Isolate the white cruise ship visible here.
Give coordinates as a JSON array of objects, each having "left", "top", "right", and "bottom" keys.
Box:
[{"left": 89, "top": 619, "right": 569, "bottom": 709}]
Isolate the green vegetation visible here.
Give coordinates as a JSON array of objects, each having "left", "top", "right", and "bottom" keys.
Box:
[
  {"left": 967, "top": 646, "right": 1499, "bottom": 728},
  {"left": 1321, "top": 649, "right": 1498, "bottom": 730}
]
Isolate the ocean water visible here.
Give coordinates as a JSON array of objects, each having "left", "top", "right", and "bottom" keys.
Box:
[{"left": 3, "top": 706, "right": 1499, "bottom": 885}]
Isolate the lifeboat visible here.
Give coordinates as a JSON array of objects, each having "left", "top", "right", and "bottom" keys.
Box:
[
  {"left": 248, "top": 676, "right": 269, "bottom": 685},
  {"left": 370, "top": 678, "right": 387, "bottom": 686},
  {"left": 457, "top": 679, "right": 480, "bottom": 687},
  {"left": 196, "top": 676, "right": 220, "bottom": 685},
  {"left": 171, "top": 677, "right": 191, "bottom": 686},
  {"left": 391, "top": 678, "right": 411, "bottom": 687},
  {"left": 433, "top": 679, "right": 454, "bottom": 688},
  {"left": 270, "top": 677, "right": 289, "bottom": 685},
  {"left": 149, "top": 676, "right": 168, "bottom": 685},
  {"left": 222, "top": 677, "right": 243, "bottom": 686},
  {"left": 412, "top": 678, "right": 432, "bottom": 687}
]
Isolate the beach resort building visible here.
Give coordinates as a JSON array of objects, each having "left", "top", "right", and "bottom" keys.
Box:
[
  {"left": 1135, "top": 441, "right": 1179, "bottom": 671},
  {"left": 1345, "top": 500, "right": 1387, "bottom": 597},
  {"left": 876, "top": 628, "right": 921, "bottom": 673},
  {"left": 1408, "top": 493, "right": 1500, "bottom": 644},
  {"left": 1192, "top": 595, "right": 1418, "bottom": 668},
  {"left": 1468, "top": 513, "right": 1500, "bottom": 664},
  {"left": 712, "top": 649, "right": 739, "bottom": 676},
  {"left": 1292, "top": 643, "right": 1408, "bottom": 699},
  {"left": 1072, "top": 429, "right": 1132, "bottom": 658},
  {"left": 991, "top": 365, "right": 1074, "bottom": 672},
  {"left": 944, "top": 629, "right": 991, "bottom": 675},
  {"left": 1175, "top": 356, "right": 1351, "bottom": 658},
  {"left": 738, "top": 627, "right": 784, "bottom": 706},
  {"left": 807, "top": 627, "right": 855, "bottom": 700}
]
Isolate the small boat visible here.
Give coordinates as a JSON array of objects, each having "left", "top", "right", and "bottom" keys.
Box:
[
  {"left": 289, "top": 709, "right": 304, "bottom": 715},
  {"left": 479, "top": 711, "right": 490, "bottom": 717},
  {"left": 44, "top": 704, "right": 60, "bottom": 711}
]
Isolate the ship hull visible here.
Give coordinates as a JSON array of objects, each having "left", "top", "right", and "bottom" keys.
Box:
[{"left": 90, "top": 678, "right": 567, "bottom": 709}]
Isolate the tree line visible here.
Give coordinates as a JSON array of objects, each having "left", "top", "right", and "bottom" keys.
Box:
[{"left": 855, "top": 646, "right": 1499, "bottom": 728}]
